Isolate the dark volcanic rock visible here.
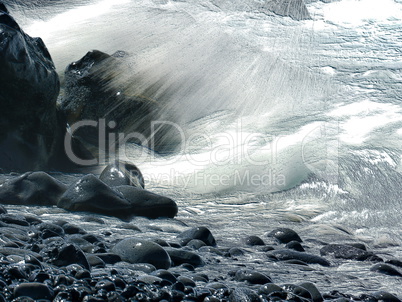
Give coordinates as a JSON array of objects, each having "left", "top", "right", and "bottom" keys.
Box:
[
  {"left": 0, "top": 6, "right": 62, "bottom": 171},
  {"left": 100, "top": 160, "right": 145, "bottom": 188},
  {"left": 165, "top": 247, "right": 205, "bottom": 267},
  {"left": 299, "top": 282, "right": 323, "bottom": 302},
  {"left": 244, "top": 236, "right": 265, "bottom": 246},
  {"left": 186, "top": 239, "right": 207, "bottom": 249},
  {"left": 178, "top": 226, "right": 216, "bottom": 246},
  {"left": 37, "top": 222, "right": 65, "bottom": 239},
  {"left": 386, "top": 259, "right": 402, "bottom": 268},
  {"left": 115, "top": 185, "right": 178, "bottom": 218},
  {"left": 0, "top": 247, "right": 42, "bottom": 259},
  {"left": 267, "top": 228, "right": 302, "bottom": 244},
  {"left": 370, "top": 263, "right": 402, "bottom": 277},
  {"left": 0, "top": 172, "right": 66, "bottom": 206},
  {"left": 270, "top": 249, "right": 330, "bottom": 266},
  {"left": 14, "top": 282, "right": 54, "bottom": 300},
  {"left": 58, "top": 174, "right": 177, "bottom": 219},
  {"left": 58, "top": 174, "right": 132, "bottom": 218},
  {"left": 371, "top": 291, "right": 401, "bottom": 302},
  {"left": 282, "top": 284, "right": 313, "bottom": 301},
  {"left": 111, "top": 238, "right": 171, "bottom": 269},
  {"left": 286, "top": 240, "right": 305, "bottom": 252},
  {"left": 234, "top": 269, "right": 272, "bottom": 285},
  {"left": 0, "top": 214, "right": 29, "bottom": 226},
  {"left": 262, "top": 0, "right": 312, "bottom": 21},
  {"left": 90, "top": 253, "right": 121, "bottom": 264},
  {"left": 258, "top": 283, "right": 287, "bottom": 299},
  {"left": 60, "top": 49, "right": 178, "bottom": 154},
  {"left": 53, "top": 244, "right": 91, "bottom": 271},
  {"left": 320, "top": 244, "right": 382, "bottom": 261}
]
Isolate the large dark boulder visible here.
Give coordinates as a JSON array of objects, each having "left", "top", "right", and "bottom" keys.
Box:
[
  {"left": 57, "top": 174, "right": 134, "bottom": 219},
  {"left": 57, "top": 174, "right": 178, "bottom": 219},
  {"left": 100, "top": 160, "right": 145, "bottom": 188},
  {"left": 0, "top": 5, "right": 62, "bottom": 171},
  {"left": 59, "top": 50, "right": 178, "bottom": 156},
  {"left": 115, "top": 185, "right": 178, "bottom": 218},
  {"left": 0, "top": 172, "right": 67, "bottom": 206}
]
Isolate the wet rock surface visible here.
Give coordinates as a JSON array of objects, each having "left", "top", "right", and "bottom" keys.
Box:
[
  {"left": 0, "top": 6, "right": 62, "bottom": 171},
  {"left": 0, "top": 206, "right": 397, "bottom": 301},
  {"left": 100, "top": 160, "right": 145, "bottom": 189},
  {"left": 0, "top": 172, "right": 67, "bottom": 206}
]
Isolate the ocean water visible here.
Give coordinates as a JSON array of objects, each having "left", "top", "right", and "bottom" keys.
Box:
[{"left": 3, "top": 0, "right": 402, "bottom": 296}]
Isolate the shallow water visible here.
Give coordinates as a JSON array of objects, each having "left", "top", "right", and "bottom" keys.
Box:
[{"left": 2, "top": 0, "right": 402, "bottom": 297}]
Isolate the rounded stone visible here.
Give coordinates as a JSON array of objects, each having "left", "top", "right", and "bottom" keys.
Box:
[
  {"left": 282, "top": 284, "right": 312, "bottom": 300},
  {"left": 0, "top": 172, "right": 67, "bottom": 206},
  {"left": 320, "top": 244, "right": 380, "bottom": 261},
  {"left": 267, "top": 228, "right": 302, "bottom": 244},
  {"left": 244, "top": 236, "right": 265, "bottom": 246},
  {"left": 14, "top": 282, "right": 54, "bottom": 300},
  {"left": 112, "top": 238, "right": 171, "bottom": 269},
  {"left": 115, "top": 185, "right": 178, "bottom": 218},
  {"left": 186, "top": 239, "right": 207, "bottom": 249},
  {"left": 286, "top": 241, "right": 305, "bottom": 252},
  {"left": 235, "top": 269, "right": 272, "bottom": 285},
  {"left": 152, "top": 269, "right": 177, "bottom": 284},
  {"left": 371, "top": 291, "right": 401, "bottom": 302},
  {"left": 53, "top": 244, "right": 90, "bottom": 271},
  {"left": 177, "top": 226, "right": 216, "bottom": 246},
  {"left": 165, "top": 247, "right": 204, "bottom": 267},
  {"left": 299, "top": 282, "right": 323, "bottom": 302},
  {"left": 100, "top": 160, "right": 145, "bottom": 188},
  {"left": 370, "top": 263, "right": 402, "bottom": 277},
  {"left": 270, "top": 249, "right": 330, "bottom": 267}
]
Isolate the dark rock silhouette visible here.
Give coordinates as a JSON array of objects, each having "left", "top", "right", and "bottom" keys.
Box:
[
  {"left": 58, "top": 174, "right": 178, "bottom": 219},
  {"left": 59, "top": 49, "right": 178, "bottom": 156},
  {"left": 0, "top": 172, "right": 67, "bottom": 206},
  {"left": 100, "top": 160, "right": 145, "bottom": 188},
  {"left": 0, "top": 6, "right": 62, "bottom": 171}
]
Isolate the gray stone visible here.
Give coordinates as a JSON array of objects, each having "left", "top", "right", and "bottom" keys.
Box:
[
  {"left": 58, "top": 174, "right": 177, "bottom": 219},
  {"left": 112, "top": 238, "right": 171, "bottom": 269},
  {"left": 235, "top": 269, "right": 272, "bottom": 285},
  {"left": 370, "top": 263, "right": 402, "bottom": 277},
  {"left": 14, "top": 282, "right": 53, "bottom": 300},
  {"left": 115, "top": 185, "right": 178, "bottom": 218},
  {"left": 320, "top": 244, "right": 382, "bottom": 261},
  {"left": 270, "top": 249, "right": 330, "bottom": 266},
  {"left": 100, "top": 160, "right": 144, "bottom": 188},
  {"left": 267, "top": 228, "right": 302, "bottom": 244},
  {"left": 178, "top": 226, "right": 216, "bottom": 246},
  {"left": 0, "top": 172, "right": 67, "bottom": 206},
  {"left": 165, "top": 247, "right": 204, "bottom": 267},
  {"left": 60, "top": 50, "right": 178, "bottom": 154}
]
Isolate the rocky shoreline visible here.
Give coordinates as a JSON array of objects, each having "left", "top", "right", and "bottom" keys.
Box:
[
  {"left": 0, "top": 198, "right": 400, "bottom": 301},
  {"left": 1, "top": 1, "right": 402, "bottom": 301}
]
